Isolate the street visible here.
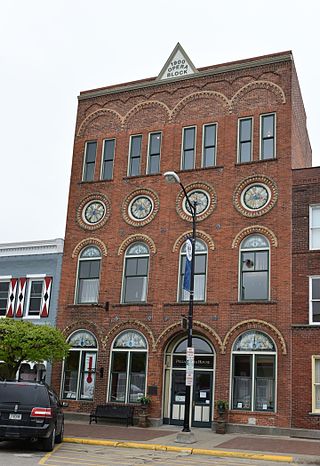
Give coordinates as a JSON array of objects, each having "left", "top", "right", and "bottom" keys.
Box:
[{"left": 0, "top": 441, "right": 298, "bottom": 466}]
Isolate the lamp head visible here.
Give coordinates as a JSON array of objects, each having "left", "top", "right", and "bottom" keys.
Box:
[{"left": 163, "top": 171, "right": 181, "bottom": 185}]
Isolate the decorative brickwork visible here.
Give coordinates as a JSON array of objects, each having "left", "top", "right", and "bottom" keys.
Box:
[
  {"left": 233, "top": 175, "right": 278, "bottom": 218},
  {"left": 172, "top": 230, "right": 215, "bottom": 252},
  {"left": 232, "top": 225, "right": 278, "bottom": 248},
  {"left": 117, "top": 234, "right": 156, "bottom": 255},
  {"left": 71, "top": 238, "right": 108, "bottom": 258},
  {"left": 121, "top": 188, "right": 160, "bottom": 227},
  {"left": 76, "top": 193, "right": 111, "bottom": 230},
  {"left": 176, "top": 182, "right": 217, "bottom": 223}
]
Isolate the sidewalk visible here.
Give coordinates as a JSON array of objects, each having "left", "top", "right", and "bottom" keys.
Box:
[{"left": 64, "top": 420, "right": 320, "bottom": 464}]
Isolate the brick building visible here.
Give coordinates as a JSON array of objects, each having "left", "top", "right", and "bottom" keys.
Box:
[{"left": 53, "top": 44, "right": 318, "bottom": 431}]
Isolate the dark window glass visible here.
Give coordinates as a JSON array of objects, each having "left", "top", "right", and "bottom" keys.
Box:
[
  {"left": 0, "top": 281, "right": 9, "bottom": 316},
  {"left": 239, "top": 119, "right": 252, "bottom": 163},
  {"left": 129, "top": 135, "right": 142, "bottom": 176},
  {"left": 203, "top": 124, "right": 216, "bottom": 167},
  {"left": 312, "top": 278, "right": 320, "bottom": 322},
  {"left": 77, "top": 250, "right": 101, "bottom": 304},
  {"left": 147, "top": 133, "right": 161, "bottom": 174},
  {"left": 255, "top": 355, "right": 275, "bottom": 411},
  {"left": 182, "top": 127, "right": 195, "bottom": 170},
  {"left": 241, "top": 251, "right": 268, "bottom": 300},
  {"left": 0, "top": 383, "right": 49, "bottom": 405},
  {"left": 180, "top": 249, "right": 207, "bottom": 302},
  {"left": 261, "top": 114, "right": 275, "bottom": 160},
  {"left": 123, "top": 252, "right": 149, "bottom": 303},
  {"left": 129, "top": 353, "right": 146, "bottom": 403},
  {"left": 102, "top": 139, "right": 115, "bottom": 180},
  {"left": 28, "top": 280, "right": 43, "bottom": 316},
  {"left": 83, "top": 142, "right": 97, "bottom": 181},
  {"left": 233, "top": 354, "right": 252, "bottom": 410}
]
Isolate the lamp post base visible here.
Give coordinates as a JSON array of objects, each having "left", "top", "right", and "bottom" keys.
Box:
[{"left": 175, "top": 431, "right": 197, "bottom": 444}]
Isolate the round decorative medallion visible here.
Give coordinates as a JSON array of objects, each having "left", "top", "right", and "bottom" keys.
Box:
[
  {"left": 242, "top": 184, "right": 270, "bottom": 210},
  {"left": 183, "top": 190, "right": 210, "bottom": 216},
  {"left": 234, "top": 176, "right": 278, "bottom": 217},
  {"left": 77, "top": 193, "right": 110, "bottom": 230},
  {"left": 129, "top": 196, "right": 153, "bottom": 221},
  {"left": 176, "top": 182, "right": 216, "bottom": 223},
  {"left": 122, "top": 189, "right": 159, "bottom": 227},
  {"left": 83, "top": 201, "right": 106, "bottom": 224}
]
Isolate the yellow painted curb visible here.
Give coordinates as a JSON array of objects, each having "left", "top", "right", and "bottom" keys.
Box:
[{"left": 63, "top": 437, "right": 294, "bottom": 463}]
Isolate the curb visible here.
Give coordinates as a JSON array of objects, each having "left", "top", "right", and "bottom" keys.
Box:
[{"left": 64, "top": 437, "right": 294, "bottom": 462}]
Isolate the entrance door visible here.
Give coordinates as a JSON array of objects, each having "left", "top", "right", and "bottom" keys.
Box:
[
  {"left": 170, "top": 370, "right": 186, "bottom": 425},
  {"left": 192, "top": 371, "right": 212, "bottom": 427}
]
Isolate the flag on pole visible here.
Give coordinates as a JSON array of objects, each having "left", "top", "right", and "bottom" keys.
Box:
[{"left": 183, "top": 238, "right": 192, "bottom": 292}]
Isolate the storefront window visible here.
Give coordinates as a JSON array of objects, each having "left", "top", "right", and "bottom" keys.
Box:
[
  {"left": 109, "top": 331, "right": 147, "bottom": 403},
  {"left": 232, "top": 330, "right": 276, "bottom": 412},
  {"left": 62, "top": 330, "right": 97, "bottom": 401}
]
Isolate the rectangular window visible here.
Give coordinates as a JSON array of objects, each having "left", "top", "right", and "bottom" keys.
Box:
[
  {"left": 147, "top": 132, "right": 161, "bottom": 174},
  {"left": 180, "top": 253, "right": 206, "bottom": 302},
  {"left": 123, "top": 257, "right": 148, "bottom": 303},
  {"left": 181, "top": 126, "right": 196, "bottom": 170},
  {"left": 238, "top": 118, "right": 252, "bottom": 163},
  {"left": 202, "top": 124, "right": 216, "bottom": 167},
  {"left": 0, "top": 280, "right": 10, "bottom": 317},
  {"left": 27, "top": 279, "right": 44, "bottom": 317},
  {"left": 82, "top": 141, "right": 97, "bottom": 182},
  {"left": 312, "top": 356, "right": 320, "bottom": 413},
  {"left": 101, "top": 138, "right": 115, "bottom": 180},
  {"left": 62, "top": 351, "right": 96, "bottom": 401},
  {"left": 77, "top": 260, "right": 100, "bottom": 304},
  {"left": 310, "top": 205, "right": 320, "bottom": 250},
  {"left": 310, "top": 277, "right": 320, "bottom": 324},
  {"left": 240, "top": 251, "right": 269, "bottom": 300},
  {"left": 128, "top": 135, "right": 142, "bottom": 176},
  {"left": 260, "top": 113, "right": 275, "bottom": 160}
]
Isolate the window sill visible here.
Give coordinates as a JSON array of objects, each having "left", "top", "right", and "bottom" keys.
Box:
[
  {"left": 163, "top": 302, "right": 219, "bottom": 307},
  {"left": 112, "top": 302, "right": 153, "bottom": 308},
  {"left": 230, "top": 300, "right": 277, "bottom": 306},
  {"left": 78, "top": 179, "right": 113, "bottom": 185},
  {"left": 309, "top": 412, "right": 320, "bottom": 416},
  {"left": 235, "top": 158, "right": 277, "bottom": 167},
  {"left": 67, "top": 303, "right": 106, "bottom": 309},
  {"left": 123, "top": 173, "right": 160, "bottom": 181},
  {"left": 292, "top": 324, "right": 320, "bottom": 328}
]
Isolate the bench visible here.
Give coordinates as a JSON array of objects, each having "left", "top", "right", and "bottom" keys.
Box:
[{"left": 89, "top": 404, "right": 134, "bottom": 427}]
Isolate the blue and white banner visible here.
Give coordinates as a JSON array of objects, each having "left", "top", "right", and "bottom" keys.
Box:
[{"left": 183, "top": 238, "right": 192, "bottom": 292}]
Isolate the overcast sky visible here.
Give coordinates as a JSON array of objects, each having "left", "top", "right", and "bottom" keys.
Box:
[{"left": 1, "top": 0, "right": 319, "bottom": 244}]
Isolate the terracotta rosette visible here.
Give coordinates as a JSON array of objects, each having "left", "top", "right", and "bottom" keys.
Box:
[
  {"left": 122, "top": 188, "right": 160, "bottom": 227},
  {"left": 176, "top": 182, "right": 217, "bottom": 223},
  {"left": 233, "top": 175, "right": 278, "bottom": 217},
  {"left": 77, "top": 193, "right": 111, "bottom": 230}
]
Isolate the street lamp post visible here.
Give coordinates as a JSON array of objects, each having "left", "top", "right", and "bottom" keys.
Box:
[{"left": 164, "top": 171, "right": 197, "bottom": 438}]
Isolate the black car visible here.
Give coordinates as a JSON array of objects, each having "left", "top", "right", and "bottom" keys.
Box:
[{"left": 0, "top": 381, "right": 65, "bottom": 451}]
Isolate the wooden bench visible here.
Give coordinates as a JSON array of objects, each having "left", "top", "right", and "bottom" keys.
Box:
[{"left": 89, "top": 404, "right": 134, "bottom": 427}]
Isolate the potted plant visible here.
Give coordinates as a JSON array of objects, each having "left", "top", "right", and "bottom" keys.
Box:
[
  {"left": 137, "top": 395, "right": 151, "bottom": 427},
  {"left": 214, "top": 400, "right": 229, "bottom": 434}
]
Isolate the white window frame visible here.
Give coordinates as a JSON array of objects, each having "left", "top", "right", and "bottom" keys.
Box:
[
  {"left": 181, "top": 125, "right": 197, "bottom": 170},
  {"left": 309, "top": 276, "right": 320, "bottom": 325},
  {"left": 202, "top": 123, "right": 217, "bottom": 168},
  {"left": 82, "top": 140, "right": 97, "bottom": 182},
  {"left": 237, "top": 117, "right": 253, "bottom": 163},
  {"left": 0, "top": 275, "right": 11, "bottom": 318},
  {"left": 260, "top": 113, "right": 276, "bottom": 160},
  {"left": 146, "top": 131, "right": 162, "bottom": 175},
  {"left": 312, "top": 356, "right": 320, "bottom": 414},
  {"left": 74, "top": 247, "right": 101, "bottom": 305},
  {"left": 127, "top": 134, "right": 142, "bottom": 177},
  {"left": 107, "top": 330, "right": 148, "bottom": 404},
  {"left": 310, "top": 205, "right": 320, "bottom": 250},
  {"left": 100, "top": 137, "right": 116, "bottom": 181},
  {"left": 24, "top": 276, "right": 46, "bottom": 319},
  {"left": 121, "top": 243, "right": 149, "bottom": 304}
]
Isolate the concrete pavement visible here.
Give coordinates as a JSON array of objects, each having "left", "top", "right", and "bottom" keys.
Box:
[{"left": 64, "top": 420, "right": 320, "bottom": 464}]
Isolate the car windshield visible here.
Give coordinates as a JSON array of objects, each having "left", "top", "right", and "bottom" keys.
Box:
[{"left": 0, "top": 383, "right": 49, "bottom": 405}]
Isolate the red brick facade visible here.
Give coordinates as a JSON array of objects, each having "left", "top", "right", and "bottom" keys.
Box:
[{"left": 53, "top": 47, "right": 318, "bottom": 431}]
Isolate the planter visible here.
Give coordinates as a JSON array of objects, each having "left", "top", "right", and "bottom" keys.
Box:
[
  {"left": 137, "top": 404, "right": 150, "bottom": 428},
  {"left": 215, "top": 419, "right": 227, "bottom": 434}
]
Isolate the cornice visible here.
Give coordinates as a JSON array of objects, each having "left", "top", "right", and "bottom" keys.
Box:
[{"left": 0, "top": 238, "right": 64, "bottom": 257}]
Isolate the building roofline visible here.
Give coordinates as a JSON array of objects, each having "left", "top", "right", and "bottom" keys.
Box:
[
  {"left": 78, "top": 50, "right": 293, "bottom": 101},
  {"left": 0, "top": 238, "right": 64, "bottom": 257}
]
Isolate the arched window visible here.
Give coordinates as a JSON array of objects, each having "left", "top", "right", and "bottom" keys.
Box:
[
  {"left": 109, "top": 331, "right": 148, "bottom": 403},
  {"left": 239, "top": 234, "right": 269, "bottom": 301},
  {"left": 62, "top": 330, "right": 98, "bottom": 401},
  {"left": 76, "top": 246, "right": 101, "bottom": 304},
  {"left": 179, "top": 239, "right": 207, "bottom": 302},
  {"left": 122, "top": 242, "right": 149, "bottom": 303},
  {"left": 232, "top": 330, "right": 276, "bottom": 412}
]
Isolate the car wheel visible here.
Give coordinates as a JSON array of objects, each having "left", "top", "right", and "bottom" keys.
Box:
[
  {"left": 55, "top": 421, "right": 64, "bottom": 443},
  {"left": 41, "top": 428, "right": 55, "bottom": 452}
]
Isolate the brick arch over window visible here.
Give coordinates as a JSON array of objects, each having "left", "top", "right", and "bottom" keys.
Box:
[
  {"left": 155, "top": 320, "right": 223, "bottom": 353},
  {"left": 172, "top": 230, "right": 215, "bottom": 252},
  {"left": 171, "top": 91, "right": 230, "bottom": 121},
  {"left": 103, "top": 319, "right": 156, "bottom": 351},
  {"left": 232, "top": 225, "right": 278, "bottom": 249},
  {"left": 123, "top": 101, "right": 171, "bottom": 127},
  {"left": 231, "top": 80, "right": 286, "bottom": 111},
  {"left": 77, "top": 108, "right": 123, "bottom": 137},
  {"left": 61, "top": 320, "right": 104, "bottom": 350},
  {"left": 72, "top": 238, "right": 108, "bottom": 258},
  {"left": 118, "top": 234, "right": 156, "bottom": 255},
  {"left": 222, "top": 319, "right": 287, "bottom": 355}
]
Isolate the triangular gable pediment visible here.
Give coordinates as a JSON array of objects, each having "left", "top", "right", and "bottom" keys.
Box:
[{"left": 157, "top": 43, "right": 198, "bottom": 81}]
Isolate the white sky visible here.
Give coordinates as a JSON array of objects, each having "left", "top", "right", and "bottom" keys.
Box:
[{"left": 1, "top": 0, "right": 319, "bottom": 244}]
